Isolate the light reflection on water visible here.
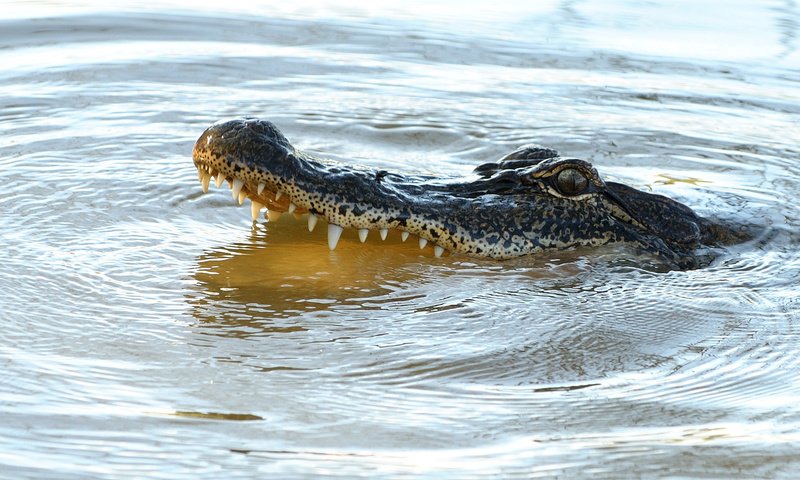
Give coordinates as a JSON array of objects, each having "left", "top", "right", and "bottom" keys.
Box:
[{"left": 1, "top": 0, "right": 799, "bottom": 478}]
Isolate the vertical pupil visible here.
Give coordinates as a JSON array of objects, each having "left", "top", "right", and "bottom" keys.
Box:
[{"left": 565, "top": 174, "right": 576, "bottom": 191}]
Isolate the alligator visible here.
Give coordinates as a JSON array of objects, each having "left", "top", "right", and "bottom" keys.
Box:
[{"left": 192, "top": 118, "right": 747, "bottom": 269}]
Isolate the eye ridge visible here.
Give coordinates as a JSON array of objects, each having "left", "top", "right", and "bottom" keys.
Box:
[{"left": 555, "top": 168, "right": 589, "bottom": 196}]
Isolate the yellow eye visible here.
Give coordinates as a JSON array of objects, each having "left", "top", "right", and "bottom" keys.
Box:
[{"left": 555, "top": 168, "right": 589, "bottom": 196}]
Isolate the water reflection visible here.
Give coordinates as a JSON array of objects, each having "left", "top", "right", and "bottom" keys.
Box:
[
  {"left": 187, "top": 216, "right": 448, "bottom": 337},
  {"left": 3, "top": 0, "right": 800, "bottom": 477}
]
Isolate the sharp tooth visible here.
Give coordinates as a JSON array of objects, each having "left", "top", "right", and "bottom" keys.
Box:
[
  {"left": 379, "top": 228, "right": 388, "bottom": 240},
  {"left": 288, "top": 202, "right": 297, "bottom": 214},
  {"left": 401, "top": 231, "right": 409, "bottom": 242},
  {"left": 419, "top": 238, "right": 428, "bottom": 249},
  {"left": 328, "top": 224, "right": 344, "bottom": 250},
  {"left": 215, "top": 175, "right": 225, "bottom": 188},
  {"left": 257, "top": 182, "right": 266, "bottom": 195},
  {"left": 434, "top": 245, "right": 444, "bottom": 257},
  {"left": 196, "top": 169, "right": 204, "bottom": 182},
  {"left": 358, "top": 228, "right": 368, "bottom": 242},
  {"left": 200, "top": 172, "right": 211, "bottom": 193},
  {"left": 238, "top": 191, "right": 247, "bottom": 205},
  {"left": 308, "top": 213, "right": 318, "bottom": 232},
  {"left": 250, "top": 201, "right": 264, "bottom": 221},
  {"left": 232, "top": 178, "right": 244, "bottom": 200},
  {"left": 275, "top": 191, "right": 283, "bottom": 201},
  {"left": 266, "top": 209, "right": 281, "bottom": 222}
]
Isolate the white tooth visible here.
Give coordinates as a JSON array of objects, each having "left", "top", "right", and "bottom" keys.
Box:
[
  {"left": 401, "top": 231, "right": 409, "bottom": 242},
  {"left": 232, "top": 178, "right": 244, "bottom": 200},
  {"left": 257, "top": 182, "right": 266, "bottom": 195},
  {"left": 214, "top": 175, "right": 225, "bottom": 188},
  {"left": 275, "top": 191, "right": 283, "bottom": 201},
  {"left": 328, "top": 224, "right": 344, "bottom": 250},
  {"left": 358, "top": 228, "right": 368, "bottom": 242},
  {"left": 201, "top": 172, "right": 211, "bottom": 193},
  {"left": 196, "top": 169, "right": 204, "bottom": 182},
  {"left": 288, "top": 202, "right": 297, "bottom": 214},
  {"left": 419, "top": 238, "right": 428, "bottom": 249},
  {"left": 379, "top": 228, "right": 388, "bottom": 240},
  {"left": 266, "top": 209, "right": 281, "bottom": 222},
  {"left": 250, "top": 201, "right": 264, "bottom": 221},
  {"left": 434, "top": 245, "right": 444, "bottom": 257},
  {"left": 308, "top": 213, "right": 318, "bottom": 232},
  {"left": 238, "top": 191, "right": 247, "bottom": 205},
  {"left": 206, "top": 166, "right": 213, "bottom": 174}
]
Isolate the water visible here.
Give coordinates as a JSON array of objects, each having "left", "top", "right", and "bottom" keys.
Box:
[{"left": 1, "top": 1, "right": 799, "bottom": 478}]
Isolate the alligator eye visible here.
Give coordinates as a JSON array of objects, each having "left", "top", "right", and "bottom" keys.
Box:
[{"left": 555, "top": 168, "right": 589, "bottom": 196}]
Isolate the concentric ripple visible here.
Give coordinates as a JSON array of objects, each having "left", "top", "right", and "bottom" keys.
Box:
[{"left": 1, "top": 1, "right": 799, "bottom": 479}]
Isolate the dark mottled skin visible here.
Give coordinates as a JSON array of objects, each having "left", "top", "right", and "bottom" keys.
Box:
[{"left": 192, "top": 118, "right": 748, "bottom": 269}]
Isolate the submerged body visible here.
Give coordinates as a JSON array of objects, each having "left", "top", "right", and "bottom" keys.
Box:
[{"left": 192, "top": 118, "right": 746, "bottom": 269}]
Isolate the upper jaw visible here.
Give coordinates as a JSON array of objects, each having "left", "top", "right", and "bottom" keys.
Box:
[
  {"left": 192, "top": 120, "right": 457, "bottom": 256},
  {"left": 192, "top": 120, "right": 311, "bottom": 220}
]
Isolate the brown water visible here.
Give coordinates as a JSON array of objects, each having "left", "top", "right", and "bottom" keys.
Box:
[{"left": 1, "top": 1, "right": 799, "bottom": 478}]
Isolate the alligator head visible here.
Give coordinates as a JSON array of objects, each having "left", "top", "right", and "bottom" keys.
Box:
[{"left": 192, "top": 118, "right": 745, "bottom": 269}]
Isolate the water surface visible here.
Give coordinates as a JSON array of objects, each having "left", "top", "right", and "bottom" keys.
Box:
[{"left": 1, "top": 1, "right": 799, "bottom": 478}]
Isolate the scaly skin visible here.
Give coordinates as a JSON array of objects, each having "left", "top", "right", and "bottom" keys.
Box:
[{"left": 192, "top": 118, "right": 746, "bottom": 269}]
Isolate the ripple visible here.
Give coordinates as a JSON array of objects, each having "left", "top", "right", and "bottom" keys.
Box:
[{"left": 1, "top": 2, "right": 799, "bottom": 479}]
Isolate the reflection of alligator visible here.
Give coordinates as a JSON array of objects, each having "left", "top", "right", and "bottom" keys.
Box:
[{"left": 192, "top": 118, "right": 747, "bottom": 269}]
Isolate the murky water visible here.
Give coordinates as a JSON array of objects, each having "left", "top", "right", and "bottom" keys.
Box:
[{"left": 2, "top": 1, "right": 799, "bottom": 478}]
